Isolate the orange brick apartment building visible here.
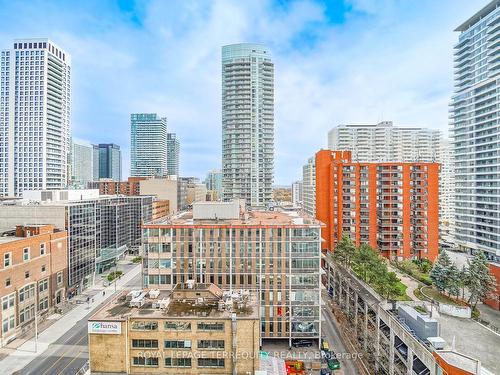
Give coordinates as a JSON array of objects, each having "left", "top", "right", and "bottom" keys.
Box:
[
  {"left": 316, "top": 150, "right": 439, "bottom": 261},
  {"left": 0, "top": 224, "right": 68, "bottom": 345}
]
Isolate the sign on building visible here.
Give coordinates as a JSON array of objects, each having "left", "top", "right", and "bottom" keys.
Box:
[{"left": 88, "top": 321, "right": 121, "bottom": 334}]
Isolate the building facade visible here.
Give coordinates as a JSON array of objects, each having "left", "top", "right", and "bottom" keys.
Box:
[
  {"left": 291, "top": 180, "right": 303, "bottom": 206},
  {"left": 88, "top": 284, "right": 260, "bottom": 374},
  {"left": 166, "top": 133, "right": 180, "bottom": 176},
  {"left": 143, "top": 201, "right": 322, "bottom": 343},
  {"left": 0, "top": 38, "right": 71, "bottom": 197},
  {"left": 0, "top": 224, "right": 67, "bottom": 346},
  {"left": 327, "top": 121, "right": 454, "bottom": 243},
  {"left": 131, "top": 113, "right": 168, "bottom": 177},
  {"left": 0, "top": 190, "right": 153, "bottom": 290},
  {"left": 302, "top": 156, "right": 316, "bottom": 217},
  {"left": 205, "top": 169, "right": 222, "bottom": 201},
  {"left": 221, "top": 43, "right": 274, "bottom": 206},
  {"left": 316, "top": 150, "right": 439, "bottom": 261},
  {"left": 70, "top": 139, "right": 94, "bottom": 189},
  {"left": 451, "top": 1, "right": 500, "bottom": 262},
  {"left": 94, "top": 143, "right": 122, "bottom": 181}
]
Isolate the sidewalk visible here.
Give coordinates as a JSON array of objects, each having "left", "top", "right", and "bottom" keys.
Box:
[
  {"left": 388, "top": 264, "right": 419, "bottom": 301},
  {"left": 0, "top": 263, "right": 141, "bottom": 374}
]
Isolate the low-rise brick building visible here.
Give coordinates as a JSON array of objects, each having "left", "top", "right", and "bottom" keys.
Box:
[{"left": 0, "top": 224, "right": 68, "bottom": 346}]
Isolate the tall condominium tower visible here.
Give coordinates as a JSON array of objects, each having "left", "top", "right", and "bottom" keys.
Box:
[
  {"left": 451, "top": 1, "right": 500, "bottom": 262},
  {"left": 327, "top": 121, "right": 443, "bottom": 162},
  {"left": 130, "top": 113, "right": 168, "bottom": 177},
  {"left": 70, "top": 139, "right": 94, "bottom": 188},
  {"left": 166, "top": 132, "right": 179, "bottom": 176},
  {"left": 93, "top": 143, "right": 122, "bottom": 181},
  {"left": 302, "top": 156, "right": 316, "bottom": 216},
  {"left": 0, "top": 38, "right": 71, "bottom": 197},
  {"left": 327, "top": 121, "right": 454, "bottom": 241},
  {"left": 221, "top": 43, "right": 274, "bottom": 206}
]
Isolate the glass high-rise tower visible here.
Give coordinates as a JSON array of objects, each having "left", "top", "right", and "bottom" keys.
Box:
[
  {"left": 221, "top": 43, "right": 274, "bottom": 206},
  {"left": 130, "top": 113, "right": 168, "bottom": 177},
  {"left": 93, "top": 143, "right": 122, "bottom": 181},
  {"left": 451, "top": 1, "right": 500, "bottom": 262},
  {"left": 0, "top": 38, "right": 71, "bottom": 197},
  {"left": 166, "top": 132, "right": 179, "bottom": 176}
]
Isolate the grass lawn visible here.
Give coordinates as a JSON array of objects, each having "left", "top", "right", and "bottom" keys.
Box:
[
  {"left": 413, "top": 287, "right": 428, "bottom": 301},
  {"left": 421, "top": 286, "right": 462, "bottom": 306},
  {"left": 393, "top": 282, "right": 412, "bottom": 301}
]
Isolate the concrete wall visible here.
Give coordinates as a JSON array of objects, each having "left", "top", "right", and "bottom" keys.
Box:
[
  {"left": 192, "top": 201, "right": 240, "bottom": 220},
  {"left": 438, "top": 304, "right": 471, "bottom": 318},
  {"left": 139, "top": 178, "right": 178, "bottom": 213},
  {"left": 89, "top": 321, "right": 127, "bottom": 373},
  {"left": 0, "top": 205, "right": 66, "bottom": 231}
]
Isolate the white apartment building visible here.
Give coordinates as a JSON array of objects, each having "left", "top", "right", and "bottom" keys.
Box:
[
  {"left": 70, "top": 139, "right": 94, "bottom": 188},
  {"left": 327, "top": 121, "right": 455, "bottom": 238},
  {"left": 221, "top": 43, "right": 274, "bottom": 206},
  {"left": 328, "top": 121, "right": 443, "bottom": 162},
  {"left": 291, "top": 180, "right": 303, "bottom": 206},
  {"left": 302, "top": 157, "right": 316, "bottom": 217},
  {"left": 0, "top": 38, "right": 71, "bottom": 197},
  {"left": 451, "top": 1, "right": 500, "bottom": 261},
  {"left": 130, "top": 113, "right": 167, "bottom": 177}
]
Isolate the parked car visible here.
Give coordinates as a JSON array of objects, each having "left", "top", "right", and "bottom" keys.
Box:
[
  {"left": 320, "top": 369, "right": 332, "bottom": 375},
  {"left": 327, "top": 357, "right": 341, "bottom": 371},
  {"left": 292, "top": 339, "right": 313, "bottom": 348}
]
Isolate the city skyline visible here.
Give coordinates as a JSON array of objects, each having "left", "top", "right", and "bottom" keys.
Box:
[{"left": 0, "top": 0, "right": 488, "bottom": 184}]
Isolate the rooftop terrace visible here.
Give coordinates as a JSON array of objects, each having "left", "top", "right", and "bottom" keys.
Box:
[{"left": 90, "top": 284, "right": 258, "bottom": 322}]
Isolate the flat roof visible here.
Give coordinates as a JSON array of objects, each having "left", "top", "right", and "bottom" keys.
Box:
[
  {"left": 90, "top": 289, "right": 258, "bottom": 321},
  {"left": 435, "top": 351, "right": 480, "bottom": 373},
  {"left": 145, "top": 209, "right": 322, "bottom": 227},
  {"left": 455, "top": 0, "right": 500, "bottom": 32}
]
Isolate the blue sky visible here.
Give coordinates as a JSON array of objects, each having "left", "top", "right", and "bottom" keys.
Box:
[{"left": 0, "top": 0, "right": 488, "bottom": 184}]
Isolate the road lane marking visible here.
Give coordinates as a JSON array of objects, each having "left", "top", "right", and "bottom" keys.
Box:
[{"left": 40, "top": 335, "right": 86, "bottom": 375}]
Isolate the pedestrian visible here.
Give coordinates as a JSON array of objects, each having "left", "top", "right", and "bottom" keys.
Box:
[
  {"left": 102, "top": 290, "right": 105, "bottom": 297},
  {"left": 92, "top": 298, "right": 94, "bottom": 303}
]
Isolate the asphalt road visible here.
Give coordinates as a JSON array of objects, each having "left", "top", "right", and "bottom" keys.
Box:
[
  {"left": 322, "top": 304, "right": 359, "bottom": 375},
  {"left": 17, "top": 272, "right": 142, "bottom": 375}
]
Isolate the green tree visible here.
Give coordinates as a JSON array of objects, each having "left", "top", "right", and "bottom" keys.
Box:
[
  {"left": 430, "top": 251, "right": 452, "bottom": 292},
  {"left": 377, "top": 271, "right": 404, "bottom": 300},
  {"left": 353, "top": 243, "right": 379, "bottom": 282},
  {"left": 446, "top": 264, "right": 461, "bottom": 299},
  {"left": 333, "top": 234, "right": 356, "bottom": 267},
  {"left": 467, "top": 251, "right": 496, "bottom": 309},
  {"left": 459, "top": 265, "right": 469, "bottom": 301}
]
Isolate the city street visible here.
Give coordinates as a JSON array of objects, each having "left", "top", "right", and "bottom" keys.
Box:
[
  {"left": 16, "top": 271, "right": 142, "bottom": 375},
  {"left": 321, "top": 303, "right": 359, "bottom": 375}
]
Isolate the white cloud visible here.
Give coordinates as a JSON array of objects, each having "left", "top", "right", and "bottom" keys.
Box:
[{"left": 0, "top": 0, "right": 490, "bottom": 183}]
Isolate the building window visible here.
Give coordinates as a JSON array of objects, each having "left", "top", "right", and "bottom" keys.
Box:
[
  {"left": 57, "top": 272, "right": 63, "bottom": 285},
  {"left": 197, "top": 340, "right": 225, "bottom": 350},
  {"left": 19, "top": 284, "right": 35, "bottom": 302},
  {"left": 131, "top": 321, "right": 158, "bottom": 331},
  {"left": 23, "top": 247, "right": 30, "bottom": 261},
  {"left": 131, "top": 339, "right": 158, "bottom": 349},
  {"left": 25, "top": 271, "right": 30, "bottom": 279},
  {"left": 164, "top": 340, "right": 191, "bottom": 349},
  {"left": 197, "top": 322, "right": 224, "bottom": 331},
  {"left": 40, "top": 243, "right": 46, "bottom": 255},
  {"left": 2, "top": 294, "right": 15, "bottom": 310},
  {"left": 3, "top": 253, "right": 11, "bottom": 268},
  {"left": 132, "top": 357, "right": 158, "bottom": 367},
  {"left": 38, "top": 278, "right": 48, "bottom": 293},
  {"left": 41, "top": 265, "right": 46, "bottom": 273},
  {"left": 198, "top": 358, "right": 225, "bottom": 368},
  {"left": 164, "top": 321, "right": 191, "bottom": 331},
  {"left": 5, "top": 278, "right": 11, "bottom": 287},
  {"left": 164, "top": 358, "right": 191, "bottom": 368},
  {"left": 39, "top": 297, "right": 48, "bottom": 311}
]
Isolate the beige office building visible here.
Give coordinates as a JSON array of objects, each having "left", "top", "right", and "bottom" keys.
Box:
[
  {"left": 88, "top": 283, "right": 259, "bottom": 374},
  {"left": 142, "top": 200, "right": 322, "bottom": 344}
]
